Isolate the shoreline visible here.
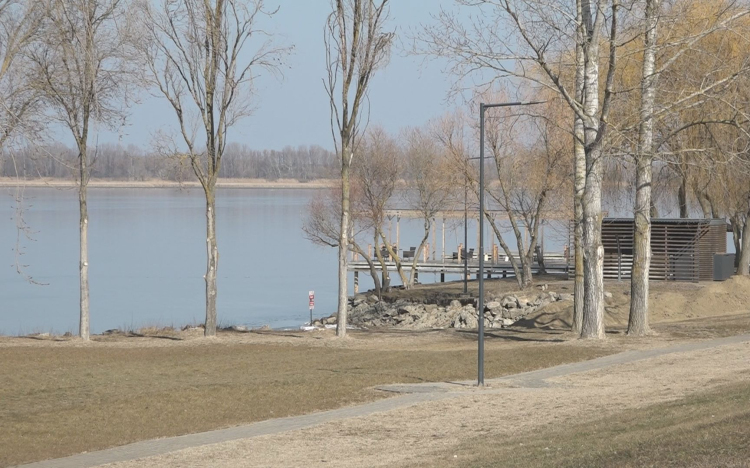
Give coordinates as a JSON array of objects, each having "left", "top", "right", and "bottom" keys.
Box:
[{"left": 0, "top": 177, "right": 337, "bottom": 189}]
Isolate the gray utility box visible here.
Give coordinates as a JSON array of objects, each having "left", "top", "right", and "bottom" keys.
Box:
[{"left": 713, "top": 253, "right": 736, "bottom": 281}]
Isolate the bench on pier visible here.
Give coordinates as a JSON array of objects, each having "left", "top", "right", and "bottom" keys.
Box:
[
  {"left": 402, "top": 246, "right": 417, "bottom": 259},
  {"left": 450, "top": 248, "right": 475, "bottom": 261}
]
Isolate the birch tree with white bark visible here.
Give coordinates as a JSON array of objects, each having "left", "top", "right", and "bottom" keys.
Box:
[
  {"left": 626, "top": 0, "right": 750, "bottom": 335},
  {"left": 420, "top": 0, "right": 620, "bottom": 338}
]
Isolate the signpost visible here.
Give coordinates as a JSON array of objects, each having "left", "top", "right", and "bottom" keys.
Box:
[{"left": 308, "top": 291, "right": 315, "bottom": 326}]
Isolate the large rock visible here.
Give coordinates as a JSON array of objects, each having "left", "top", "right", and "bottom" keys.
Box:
[
  {"left": 501, "top": 295, "right": 518, "bottom": 309},
  {"left": 486, "top": 301, "right": 502, "bottom": 312},
  {"left": 338, "top": 288, "right": 569, "bottom": 331},
  {"left": 352, "top": 295, "right": 367, "bottom": 306},
  {"left": 452, "top": 309, "right": 478, "bottom": 329}
]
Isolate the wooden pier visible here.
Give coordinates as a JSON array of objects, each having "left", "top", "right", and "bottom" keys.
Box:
[{"left": 348, "top": 252, "right": 570, "bottom": 290}]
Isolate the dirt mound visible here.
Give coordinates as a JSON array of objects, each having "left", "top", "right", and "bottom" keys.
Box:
[{"left": 522, "top": 276, "right": 750, "bottom": 330}]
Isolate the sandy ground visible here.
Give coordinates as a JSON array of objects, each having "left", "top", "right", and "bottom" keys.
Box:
[
  {"left": 98, "top": 338, "right": 750, "bottom": 468},
  {"left": 0, "top": 177, "right": 335, "bottom": 189}
]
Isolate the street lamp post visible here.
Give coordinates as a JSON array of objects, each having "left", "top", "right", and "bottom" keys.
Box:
[
  {"left": 477, "top": 100, "right": 545, "bottom": 386},
  {"left": 464, "top": 162, "right": 468, "bottom": 294}
]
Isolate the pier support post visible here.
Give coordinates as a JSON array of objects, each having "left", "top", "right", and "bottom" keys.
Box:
[
  {"left": 432, "top": 219, "right": 436, "bottom": 260},
  {"left": 396, "top": 214, "right": 400, "bottom": 251},
  {"left": 442, "top": 218, "right": 446, "bottom": 261},
  {"left": 440, "top": 272, "right": 445, "bottom": 283},
  {"left": 354, "top": 271, "right": 359, "bottom": 294}
]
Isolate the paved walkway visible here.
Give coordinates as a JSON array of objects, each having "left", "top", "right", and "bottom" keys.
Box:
[{"left": 18, "top": 333, "right": 750, "bottom": 468}]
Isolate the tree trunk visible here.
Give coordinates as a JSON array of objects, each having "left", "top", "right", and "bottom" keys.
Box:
[
  {"left": 408, "top": 221, "right": 431, "bottom": 288},
  {"left": 628, "top": 0, "right": 660, "bottom": 337},
  {"left": 579, "top": 0, "right": 606, "bottom": 340},
  {"left": 572, "top": 5, "right": 586, "bottom": 336},
  {"left": 204, "top": 190, "right": 218, "bottom": 336},
  {"left": 732, "top": 216, "right": 742, "bottom": 268},
  {"left": 509, "top": 220, "right": 533, "bottom": 289},
  {"left": 486, "top": 215, "right": 524, "bottom": 288},
  {"left": 78, "top": 166, "right": 90, "bottom": 341},
  {"left": 373, "top": 237, "right": 390, "bottom": 294},
  {"left": 368, "top": 263, "right": 382, "bottom": 298},
  {"left": 739, "top": 212, "right": 750, "bottom": 275},
  {"left": 629, "top": 154, "right": 653, "bottom": 336},
  {"left": 355, "top": 243, "right": 382, "bottom": 298},
  {"left": 678, "top": 174, "right": 688, "bottom": 218},
  {"left": 336, "top": 151, "right": 351, "bottom": 338},
  {"left": 696, "top": 188, "right": 712, "bottom": 218},
  {"left": 381, "top": 231, "right": 409, "bottom": 287},
  {"left": 521, "top": 255, "right": 533, "bottom": 288},
  {"left": 581, "top": 177, "right": 605, "bottom": 339}
]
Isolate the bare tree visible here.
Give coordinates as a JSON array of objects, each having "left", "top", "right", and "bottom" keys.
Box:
[
  {"left": 0, "top": 1, "right": 44, "bottom": 150},
  {"left": 325, "top": 0, "right": 393, "bottom": 337},
  {"left": 482, "top": 99, "right": 572, "bottom": 289},
  {"left": 302, "top": 185, "right": 386, "bottom": 297},
  {"left": 140, "top": 0, "right": 288, "bottom": 336},
  {"left": 628, "top": 0, "right": 661, "bottom": 336},
  {"left": 626, "top": 0, "right": 750, "bottom": 335},
  {"left": 420, "top": 0, "right": 620, "bottom": 338},
  {"left": 0, "top": 1, "right": 46, "bottom": 285},
  {"left": 352, "top": 127, "right": 403, "bottom": 290},
  {"left": 402, "top": 126, "right": 458, "bottom": 288},
  {"left": 30, "top": 0, "right": 138, "bottom": 340}
]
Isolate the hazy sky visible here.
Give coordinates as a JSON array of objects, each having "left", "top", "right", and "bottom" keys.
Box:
[{"left": 96, "top": 1, "right": 463, "bottom": 152}]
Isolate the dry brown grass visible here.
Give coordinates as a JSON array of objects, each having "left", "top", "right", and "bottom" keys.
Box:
[
  {"left": 3, "top": 277, "right": 750, "bottom": 467},
  {"left": 0, "top": 329, "right": 612, "bottom": 467}
]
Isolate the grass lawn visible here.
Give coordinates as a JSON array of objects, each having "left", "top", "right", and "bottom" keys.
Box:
[
  {"left": 420, "top": 381, "right": 750, "bottom": 468},
  {"left": 0, "top": 330, "right": 612, "bottom": 467}
]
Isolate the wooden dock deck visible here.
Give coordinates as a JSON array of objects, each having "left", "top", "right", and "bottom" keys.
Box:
[{"left": 348, "top": 253, "right": 570, "bottom": 283}]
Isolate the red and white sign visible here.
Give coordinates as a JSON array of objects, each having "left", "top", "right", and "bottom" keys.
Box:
[{"left": 308, "top": 291, "right": 315, "bottom": 309}]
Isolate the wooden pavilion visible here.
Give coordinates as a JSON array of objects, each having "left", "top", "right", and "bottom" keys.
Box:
[{"left": 571, "top": 218, "right": 728, "bottom": 281}]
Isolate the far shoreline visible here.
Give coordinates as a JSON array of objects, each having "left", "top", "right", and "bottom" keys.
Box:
[{"left": 0, "top": 177, "right": 337, "bottom": 190}]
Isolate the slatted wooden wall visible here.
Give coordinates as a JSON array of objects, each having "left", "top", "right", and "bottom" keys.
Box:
[{"left": 568, "top": 219, "right": 727, "bottom": 281}]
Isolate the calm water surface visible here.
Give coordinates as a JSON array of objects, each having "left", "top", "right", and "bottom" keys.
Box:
[
  {"left": 3, "top": 187, "right": 483, "bottom": 335},
  {"left": 2, "top": 187, "right": 346, "bottom": 334},
  {"left": 6, "top": 186, "right": 704, "bottom": 335}
]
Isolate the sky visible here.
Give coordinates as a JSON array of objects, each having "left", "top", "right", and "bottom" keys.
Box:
[{"left": 97, "top": 1, "right": 463, "bottom": 152}]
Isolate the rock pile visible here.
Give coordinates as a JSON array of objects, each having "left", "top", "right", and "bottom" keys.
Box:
[{"left": 314, "top": 291, "right": 573, "bottom": 330}]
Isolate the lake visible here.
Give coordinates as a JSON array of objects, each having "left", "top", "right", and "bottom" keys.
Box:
[
  {"left": 1, "top": 187, "right": 478, "bottom": 335},
  {"left": 4, "top": 186, "right": 719, "bottom": 335}
]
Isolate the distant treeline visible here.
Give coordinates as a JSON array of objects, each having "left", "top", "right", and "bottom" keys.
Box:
[{"left": 1, "top": 143, "right": 338, "bottom": 181}]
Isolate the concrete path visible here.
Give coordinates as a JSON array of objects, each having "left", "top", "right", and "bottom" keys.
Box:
[{"left": 17, "top": 333, "right": 750, "bottom": 468}]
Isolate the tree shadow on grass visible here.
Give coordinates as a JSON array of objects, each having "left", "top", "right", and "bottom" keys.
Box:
[
  {"left": 124, "top": 332, "right": 184, "bottom": 341},
  {"left": 20, "top": 335, "right": 72, "bottom": 342},
  {"left": 454, "top": 328, "right": 567, "bottom": 343},
  {"left": 513, "top": 312, "right": 572, "bottom": 330}
]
